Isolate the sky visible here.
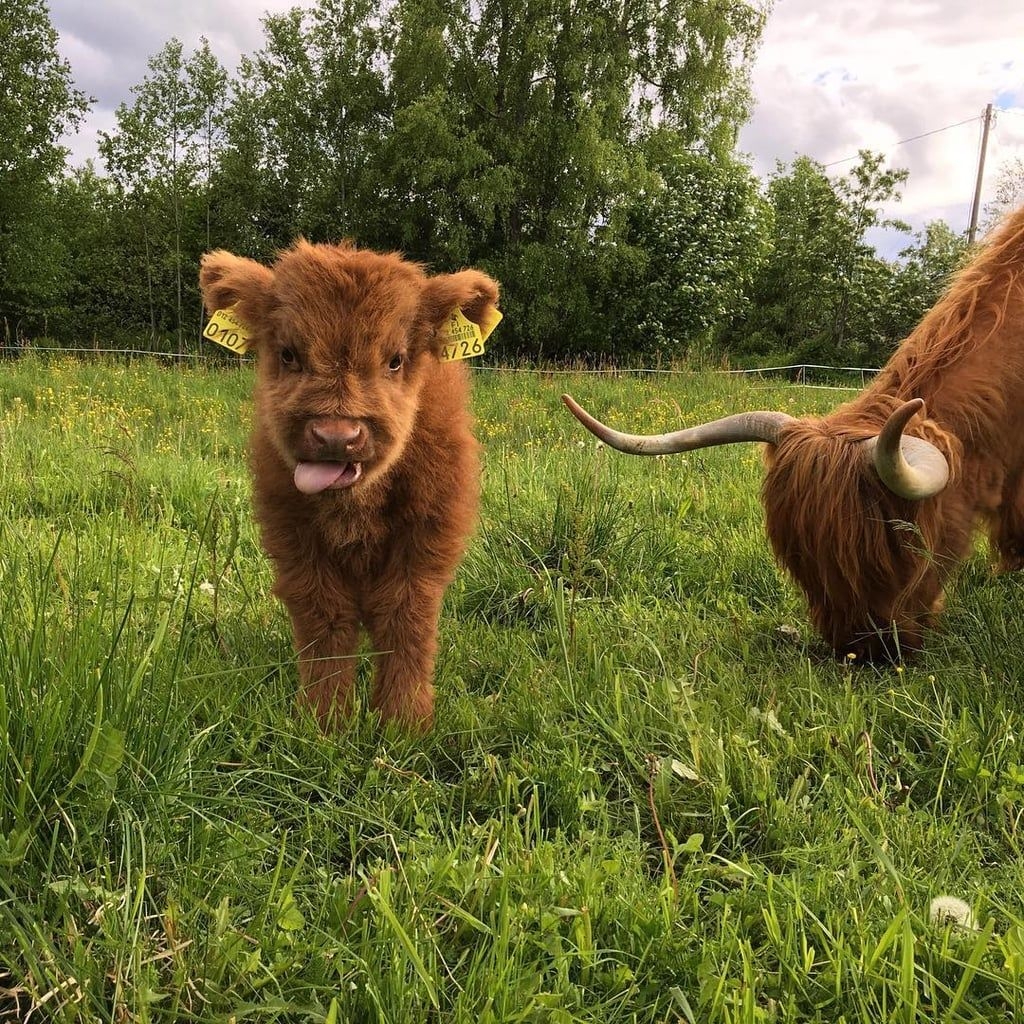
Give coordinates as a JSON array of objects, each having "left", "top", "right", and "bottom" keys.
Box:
[
  {"left": 48, "top": 0, "right": 1024, "bottom": 259},
  {"left": 738, "top": 0, "right": 1024, "bottom": 255}
]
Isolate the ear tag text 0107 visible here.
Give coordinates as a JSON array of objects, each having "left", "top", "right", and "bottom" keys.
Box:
[
  {"left": 203, "top": 305, "right": 252, "bottom": 354},
  {"left": 439, "top": 306, "right": 502, "bottom": 362}
]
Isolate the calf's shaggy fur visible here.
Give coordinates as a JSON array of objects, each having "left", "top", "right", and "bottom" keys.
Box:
[{"left": 200, "top": 241, "right": 498, "bottom": 728}]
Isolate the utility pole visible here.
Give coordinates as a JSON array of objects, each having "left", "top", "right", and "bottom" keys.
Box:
[{"left": 968, "top": 103, "right": 994, "bottom": 244}]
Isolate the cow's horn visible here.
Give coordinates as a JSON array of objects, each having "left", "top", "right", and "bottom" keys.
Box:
[
  {"left": 562, "top": 394, "right": 794, "bottom": 454},
  {"left": 863, "top": 398, "right": 949, "bottom": 500}
]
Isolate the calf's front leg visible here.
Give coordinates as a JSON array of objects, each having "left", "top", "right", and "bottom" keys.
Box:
[
  {"left": 363, "top": 577, "right": 448, "bottom": 730},
  {"left": 276, "top": 568, "right": 362, "bottom": 728}
]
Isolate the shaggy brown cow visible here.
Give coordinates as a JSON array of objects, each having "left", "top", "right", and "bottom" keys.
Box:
[
  {"left": 564, "top": 205, "right": 1024, "bottom": 661},
  {"left": 200, "top": 240, "right": 499, "bottom": 728}
]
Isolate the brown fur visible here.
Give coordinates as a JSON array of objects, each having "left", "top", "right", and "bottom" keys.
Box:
[
  {"left": 763, "top": 205, "right": 1024, "bottom": 659},
  {"left": 199, "top": 240, "right": 498, "bottom": 728}
]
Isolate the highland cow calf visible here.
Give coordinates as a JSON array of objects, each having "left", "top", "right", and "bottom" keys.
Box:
[
  {"left": 564, "top": 205, "right": 1024, "bottom": 661},
  {"left": 200, "top": 241, "right": 499, "bottom": 728}
]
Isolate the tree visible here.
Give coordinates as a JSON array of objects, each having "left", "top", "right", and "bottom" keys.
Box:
[
  {"left": 51, "top": 163, "right": 138, "bottom": 343},
  {"left": 210, "top": 0, "right": 766, "bottom": 358},
  {"left": 982, "top": 156, "right": 1024, "bottom": 233},
  {"left": 377, "top": 0, "right": 768, "bottom": 356},
  {"left": 599, "top": 133, "right": 770, "bottom": 360},
  {"left": 99, "top": 38, "right": 228, "bottom": 348},
  {"left": 829, "top": 151, "right": 909, "bottom": 357},
  {"left": 721, "top": 156, "right": 844, "bottom": 360},
  {"left": 722, "top": 152, "right": 910, "bottom": 366},
  {"left": 188, "top": 41, "right": 229, "bottom": 264},
  {"left": 6, "top": 0, "right": 771, "bottom": 357},
  {"left": 216, "top": 1, "right": 388, "bottom": 258},
  {"left": 881, "top": 220, "right": 968, "bottom": 347},
  {"left": 0, "top": 0, "right": 89, "bottom": 333}
]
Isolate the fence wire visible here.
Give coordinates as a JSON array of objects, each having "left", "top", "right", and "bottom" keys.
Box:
[{"left": 0, "top": 344, "right": 880, "bottom": 388}]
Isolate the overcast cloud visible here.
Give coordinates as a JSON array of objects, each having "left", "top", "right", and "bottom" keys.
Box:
[
  {"left": 739, "top": 0, "right": 1024, "bottom": 254},
  {"left": 49, "top": 0, "right": 1024, "bottom": 258}
]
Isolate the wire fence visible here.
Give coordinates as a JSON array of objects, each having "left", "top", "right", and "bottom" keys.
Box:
[
  {"left": 0, "top": 344, "right": 212, "bottom": 361},
  {"left": 0, "top": 344, "right": 881, "bottom": 388}
]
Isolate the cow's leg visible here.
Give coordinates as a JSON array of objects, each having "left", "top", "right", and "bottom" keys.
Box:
[{"left": 992, "top": 473, "right": 1024, "bottom": 572}]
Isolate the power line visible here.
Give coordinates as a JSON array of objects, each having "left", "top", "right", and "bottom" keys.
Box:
[{"left": 822, "top": 114, "right": 983, "bottom": 168}]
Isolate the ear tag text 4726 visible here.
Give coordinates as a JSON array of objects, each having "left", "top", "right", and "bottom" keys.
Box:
[{"left": 439, "top": 306, "right": 502, "bottom": 362}]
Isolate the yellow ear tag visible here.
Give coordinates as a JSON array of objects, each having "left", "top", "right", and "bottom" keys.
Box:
[
  {"left": 439, "top": 306, "right": 502, "bottom": 362},
  {"left": 203, "top": 305, "right": 252, "bottom": 354},
  {"left": 479, "top": 305, "right": 503, "bottom": 342}
]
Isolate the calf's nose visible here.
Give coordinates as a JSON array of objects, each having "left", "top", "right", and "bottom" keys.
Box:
[{"left": 307, "top": 418, "right": 365, "bottom": 456}]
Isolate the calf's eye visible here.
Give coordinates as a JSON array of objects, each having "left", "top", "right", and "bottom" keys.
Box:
[
  {"left": 388, "top": 353, "right": 405, "bottom": 372},
  {"left": 280, "top": 347, "right": 297, "bottom": 367}
]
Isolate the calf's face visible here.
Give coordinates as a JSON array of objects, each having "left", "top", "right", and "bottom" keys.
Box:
[{"left": 199, "top": 240, "right": 498, "bottom": 495}]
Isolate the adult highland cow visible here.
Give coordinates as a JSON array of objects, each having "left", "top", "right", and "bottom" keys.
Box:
[{"left": 564, "top": 205, "right": 1024, "bottom": 660}]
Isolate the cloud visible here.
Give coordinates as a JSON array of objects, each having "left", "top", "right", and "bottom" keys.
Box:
[
  {"left": 739, "top": 0, "right": 1024, "bottom": 255},
  {"left": 49, "top": 0, "right": 296, "bottom": 163}
]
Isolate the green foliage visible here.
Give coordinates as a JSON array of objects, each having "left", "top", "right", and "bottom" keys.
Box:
[
  {"left": 602, "top": 136, "right": 772, "bottom": 360},
  {"left": 356, "top": 0, "right": 769, "bottom": 357},
  {"left": 48, "top": 165, "right": 138, "bottom": 343},
  {"left": 0, "top": 0, "right": 994, "bottom": 367},
  {"left": 216, "top": 0, "right": 389, "bottom": 255},
  {"left": 98, "top": 38, "right": 229, "bottom": 349},
  {"left": 3, "top": 359, "right": 1024, "bottom": 1021},
  {"left": 722, "top": 151, "right": 916, "bottom": 367},
  {"left": 983, "top": 157, "right": 1024, "bottom": 235},
  {"left": 882, "top": 221, "right": 970, "bottom": 345},
  {"left": 82, "top": 0, "right": 766, "bottom": 358},
  {"left": 0, "top": 0, "right": 89, "bottom": 330}
]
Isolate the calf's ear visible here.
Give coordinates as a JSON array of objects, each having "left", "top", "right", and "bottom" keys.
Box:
[
  {"left": 419, "top": 269, "right": 500, "bottom": 349},
  {"left": 199, "top": 250, "right": 276, "bottom": 330}
]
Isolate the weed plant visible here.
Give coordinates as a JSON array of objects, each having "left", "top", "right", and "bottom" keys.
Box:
[{"left": 1, "top": 356, "right": 1023, "bottom": 1021}]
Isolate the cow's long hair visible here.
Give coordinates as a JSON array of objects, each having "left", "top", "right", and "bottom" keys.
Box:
[{"left": 564, "top": 205, "right": 1024, "bottom": 659}]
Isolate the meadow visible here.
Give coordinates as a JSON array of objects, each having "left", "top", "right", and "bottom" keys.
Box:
[{"left": 1, "top": 355, "right": 1024, "bottom": 1023}]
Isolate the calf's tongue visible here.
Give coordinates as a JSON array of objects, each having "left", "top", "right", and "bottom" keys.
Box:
[{"left": 294, "top": 461, "right": 350, "bottom": 494}]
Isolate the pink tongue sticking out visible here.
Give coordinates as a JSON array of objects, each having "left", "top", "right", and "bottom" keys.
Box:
[{"left": 294, "top": 461, "right": 357, "bottom": 494}]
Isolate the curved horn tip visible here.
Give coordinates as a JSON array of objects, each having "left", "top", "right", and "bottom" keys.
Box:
[
  {"left": 881, "top": 398, "right": 930, "bottom": 445},
  {"left": 562, "top": 393, "right": 588, "bottom": 419},
  {"left": 868, "top": 396, "right": 949, "bottom": 500}
]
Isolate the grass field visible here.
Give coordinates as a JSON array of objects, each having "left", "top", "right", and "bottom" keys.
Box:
[{"left": 1, "top": 356, "right": 1024, "bottom": 1022}]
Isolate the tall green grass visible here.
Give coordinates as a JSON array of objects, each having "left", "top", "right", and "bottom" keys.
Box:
[{"left": 1, "top": 356, "right": 1023, "bottom": 1022}]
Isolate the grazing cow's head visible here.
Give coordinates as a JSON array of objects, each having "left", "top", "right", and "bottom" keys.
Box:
[
  {"left": 563, "top": 394, "right": 958, "bottom": 661},
  {"left": 200, "top": 241, "right": 498, "bottom": 495}
]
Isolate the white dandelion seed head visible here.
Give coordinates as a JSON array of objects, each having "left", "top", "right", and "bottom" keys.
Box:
[{"left": 929, "top": 895, "right": 978, "bottom": 931}]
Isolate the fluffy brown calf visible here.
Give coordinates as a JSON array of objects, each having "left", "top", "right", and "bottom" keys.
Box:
[
  {"left": 564, "top": 205, "right": 1024, "bottom": 660},
  {"left": 200, "top": 241, "right": 499, "bottom": 728}
]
